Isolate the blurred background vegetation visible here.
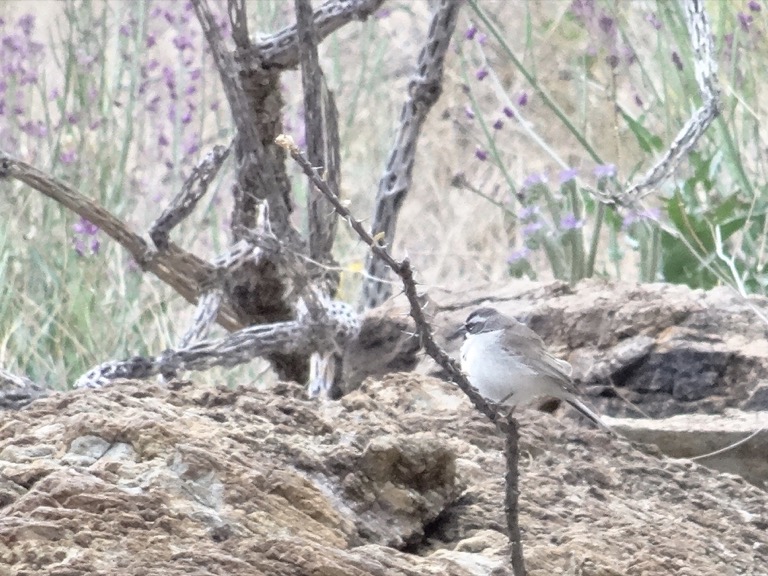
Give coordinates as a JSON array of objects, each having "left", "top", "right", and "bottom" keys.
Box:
[{"left": 0, "top": 0, "right": 764, "bottom": 389}]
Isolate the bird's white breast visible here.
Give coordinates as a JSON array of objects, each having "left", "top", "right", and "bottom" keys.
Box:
[{"left": 460, "top": 330, "right": 559, "bottom": 407}]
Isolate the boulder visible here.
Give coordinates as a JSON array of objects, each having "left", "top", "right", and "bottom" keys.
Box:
[{"left": 1, "top": 374, "right": 766, "bottom": 575}]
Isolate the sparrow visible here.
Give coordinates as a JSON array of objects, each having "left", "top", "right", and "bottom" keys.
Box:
[{"left": 456, "top": 306, "right": 611, "bottom": 431}]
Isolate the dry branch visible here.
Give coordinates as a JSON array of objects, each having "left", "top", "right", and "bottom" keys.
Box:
[
  {"left": 0, "top": 152, "right": 242, "bottom": 331},
  {"left": 149, "top": 143, "right": 232, "bottom": 251},
  {"left": 76, "top": 321, "right": 309, "bottom": 388},
  {"left": 256, "top": 0, "right": 386, "bottom": 70},
  {"left": 622, "top": 0, "right": 719, "bottom": 201},
  {"left": 278, "top": 134, "right": 527, "bottom": 574},
  {"left": 193, "top": 0, "right": 312, "bottom": 381},
  {"left": 361, "top": 0, "right": 462, "bottom": 309},
  {"left": 296, "top": 0, "right": 341, "bottom": 267}
]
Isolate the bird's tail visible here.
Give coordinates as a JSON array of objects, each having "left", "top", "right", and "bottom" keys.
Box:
[{"left": 565, "top": 394, "right": 616, "bottom": 436}]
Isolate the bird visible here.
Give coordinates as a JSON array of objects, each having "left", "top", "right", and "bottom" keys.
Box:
[{"left": 455, "top": 306, "right": 611, "bottom": 432}]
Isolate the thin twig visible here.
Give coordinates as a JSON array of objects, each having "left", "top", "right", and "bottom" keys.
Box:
[
  {"left": 500, "top": 417, "right": 526, "bottom": 576},
  {"left": 277, "top": 134, "right": 527, "bottom": 575}
]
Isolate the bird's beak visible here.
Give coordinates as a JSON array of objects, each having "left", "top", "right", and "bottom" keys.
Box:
[{"left": 448, "top": 324, "right": 466, "bottom": 341}]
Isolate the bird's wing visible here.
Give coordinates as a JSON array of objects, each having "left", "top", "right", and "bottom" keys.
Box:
[{"left": 500, "top": 334, "right": 577, "bottom": 391}]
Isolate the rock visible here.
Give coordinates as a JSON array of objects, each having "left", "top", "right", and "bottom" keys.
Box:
[
  {"left": 742, "top": 381, "right": 768, "bottom": 410},
  {"left": 342, "top": 304, "right": 422, "bottom": 396},
  {"left": 607, "top": 410, "right": 768, "bottom": 488},
  {"left": 1, "top": 374, "right": 766, "bottom": 574},
  {"left": 430, "top": 280, "right": 768, "bottom": 418}
]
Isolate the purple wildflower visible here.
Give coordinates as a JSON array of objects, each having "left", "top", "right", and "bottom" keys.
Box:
[
  {"left": 72, "top": 217, "right": 101, "bottom": 256},
  {"left": 646, "top": 13, "right": 662, "bottom": 30},
  {"left": 477, "top": 33, "right": 487, "bottom": 45},
  {"left": 73, "top": 217, "right": 99, "bottom": 236},
  {"left": 465, "top": 105, "right": 475, "bottom": 120},
  {"left": 60, "top": 150, "right": 77, "bottom": 165},
  {"left": 738, "top": 12, "right": 753, "bottom": 31},
  {"left": 492, "top": 119, "right": 503, "bottom": 130},
  {"left": 475, "top": 148, "right": 488, "bottom": 161},
  {"left": 522, "top": 172, "right": 546, "bottom": 188},
  {"left": 507, "top": 247, "right": 532, "bottom": 263},
  {"left": 503, "top": 106, "right": 515, "bottom": 118},
  {"left": 20, "top": 70, "right": 38, "bottom": 85},
  {"left": 518, "top": 92, "right": 529, "bottom": 106},
  {"left": 146, "top": 95, "right": 161, "bottom": 113},
  {"left": 518, "top": 206, "right": 539, "bottom": 220},
  {"left": 598, "top": 14, "right": 614, "bottom": 34},
  {"left": 622, "top": 207, "right": 661, "bottom": 229},
  {"left": 163, "top": 66, "right": 176, "bottom": 92},
  {"left": 522, "top": 221, "right": 543, "bottom": 236},
  {"left": 17, "top": 14, "right": 34, "bottom": 36},
  {"left": 749, "top": 0, "right": 761, "bottom": 11},
  {"left": 560, "top": 213, "right": 583, "bottom": 230},
  {"left": 2, "top": 35, "right": 21, "bottom": 52},
  {"left": 181, "top": 103, "right": 194, "bottom": 125},
  {"left": 559, "top": 168, "right": 578, "bottom": 184},
  {"left": 185, "top": 138, "right": 200, "bottom": 156},
  {"left": 173, "top": 34, "right": 193, "bottom": 51},
  {"left": 465, "top": 25, "right": 477, "bottom": 40},
  {"left": 570, "top": 0, "right": 595, "bottom": 22},
  {"left": 476, "top": 68, "right": 489, "bottom": 81},
  {"left": 593, "top": 163, "right": 616, "bottom": 179}
]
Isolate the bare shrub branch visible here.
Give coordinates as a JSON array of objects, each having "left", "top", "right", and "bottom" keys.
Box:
[
  {"left": 149, "top": 143, "right": 232, "bottom": 251},
  {"left": 296, "top": 0, "right": 341, "bottom": 267},
  {"left": 623, "top": 0, "right": 719, "bottom": 201},
  {"left": 361, "top": 0, "right": 463, "bottom": 309},
  {"left": 257, "top": 0, "right": 386, "bottom": 70},
  {"left": 0, "top": 152, "right": 242, "bottom": 331}
]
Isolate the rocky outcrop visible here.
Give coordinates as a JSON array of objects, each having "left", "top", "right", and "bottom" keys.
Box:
[
  {"left": 2, "top": 374, "right": 767, "bottom": 575},
  {"left": 432, "top": 279, "right": 768, "bottom": 418},
  {"left": 607, "top": 410, "right": 768, "bottom": 487}
]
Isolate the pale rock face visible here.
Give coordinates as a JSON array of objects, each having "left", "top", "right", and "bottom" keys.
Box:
[{"left": 1, "top": 372, "right": 767, "bottom": 575}]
